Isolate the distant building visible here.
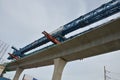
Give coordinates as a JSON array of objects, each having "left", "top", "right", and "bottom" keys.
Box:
[{"left": 22, "top": 74, "right": 38, "bottom": 80}]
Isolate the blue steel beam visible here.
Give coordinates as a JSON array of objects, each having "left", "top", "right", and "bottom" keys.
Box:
[{"left": 8, "top": 0, "right": 120, "bottom": 60}]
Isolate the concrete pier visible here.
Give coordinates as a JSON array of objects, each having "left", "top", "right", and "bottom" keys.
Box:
[
  {"left": 52, "top": 58, "right": 66, "bottom": 80},
  {"left": 13, "top": 68, "right": 24, "bottom": 80}
]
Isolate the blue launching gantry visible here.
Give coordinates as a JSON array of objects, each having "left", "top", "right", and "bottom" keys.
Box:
[{"left": 8, "top": 0, "right": 120, "bottom": 60}]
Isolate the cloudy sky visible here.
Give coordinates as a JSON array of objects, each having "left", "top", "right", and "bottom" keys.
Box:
[{"left": 0, "top": 0, "right": 120, "bottom": 80}]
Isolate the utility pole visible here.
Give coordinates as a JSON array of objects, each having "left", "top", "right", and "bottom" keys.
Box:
[{"left": 104, "top": 66, "right": 106, "bottom": 80}]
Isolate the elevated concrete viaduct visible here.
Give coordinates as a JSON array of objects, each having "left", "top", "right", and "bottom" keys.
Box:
[{"left": 6, "top": 18, "right": 120, "bottom": 80}]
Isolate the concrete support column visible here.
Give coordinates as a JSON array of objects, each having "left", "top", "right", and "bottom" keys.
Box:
[
  {"left": 52, "top": 58, "right": 66, "bottom": 80},
  {"left": 13, "top": 67, "right": 24, "bottom": 80},
  {"left": 0, "top": 65, "right": 6, "bottom": 77}
]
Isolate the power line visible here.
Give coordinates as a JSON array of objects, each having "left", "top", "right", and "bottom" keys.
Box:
[
  {"left": 0, "top": 45, "right": 9, "bottom": 62},
  {"left": 0, "top": 40, "right": 11, "bottom": 63},
  {"left": 0, "top": 43, "right": 7, "bottom": 55},
  {"left": 0, "top": 42, "right": 4, "bottom": 48},
  {"left": 106, "top": 75, "right": 111, "bottom": 79},
  {"left": 111, "top": 77, "right": 120, "bottom": 80},
  {"left": 104, "top": 66, "right": 120, "bottom": 80},
  {"left": 108, "top": 71, "right": 120, "bottom": 75}
]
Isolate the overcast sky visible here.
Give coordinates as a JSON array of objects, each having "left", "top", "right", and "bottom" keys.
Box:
[{"left": 0, "top": 0, "right": 120, "bottom": 80}]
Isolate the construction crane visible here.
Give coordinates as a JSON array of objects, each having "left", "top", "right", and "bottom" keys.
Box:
[{"left": 8, "top": 0, "right": 120, "bottom": 60}]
